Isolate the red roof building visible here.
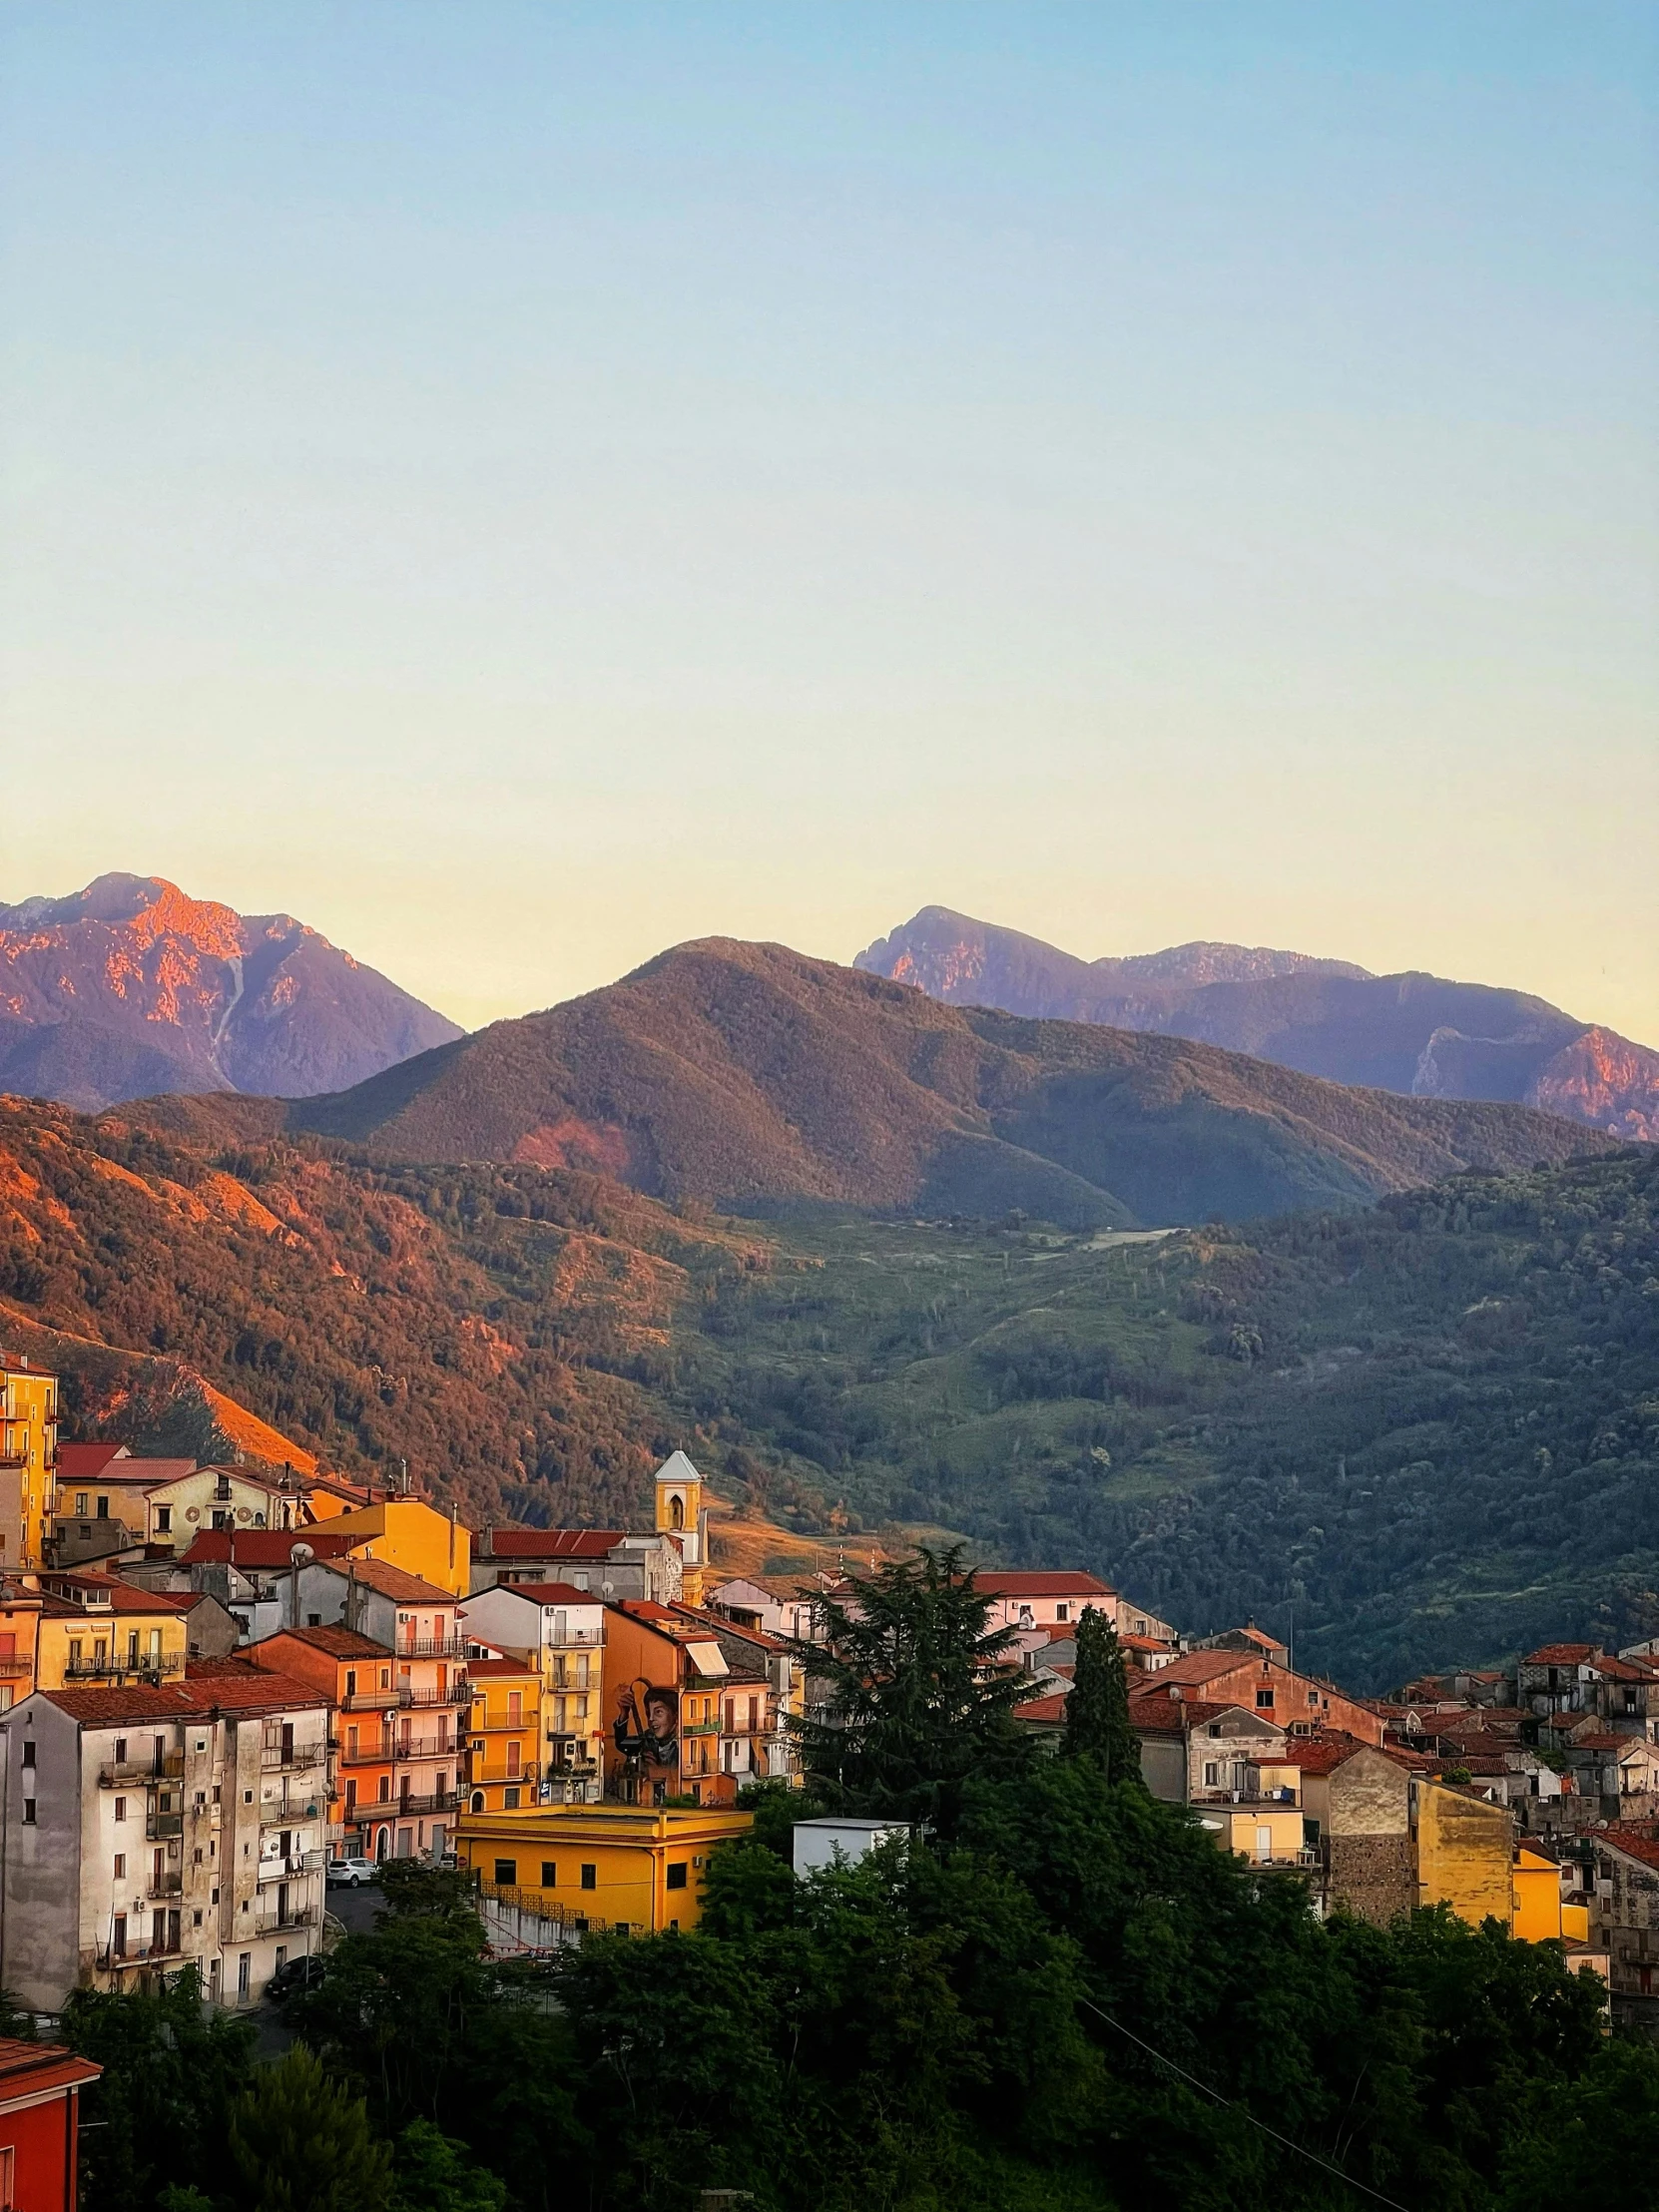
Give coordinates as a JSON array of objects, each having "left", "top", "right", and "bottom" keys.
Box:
[{"left": 0, "top": 2038, "right": 101, "bottom": 2212}]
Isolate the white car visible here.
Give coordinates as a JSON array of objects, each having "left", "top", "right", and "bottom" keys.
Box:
[{"left": 326, "top": 1855, "right": 377, "bottom": 1889}]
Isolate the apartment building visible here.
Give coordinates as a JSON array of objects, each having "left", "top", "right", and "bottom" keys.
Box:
[
  {"left": 0, "top": 1667, "right": 329, "bottom": 2013},
  {"left": 0, "top": 1358, "right": 58, "bottom": 1573},
  {"left": 461, "top": 1581, "right": 606, "bottom": 1803}
]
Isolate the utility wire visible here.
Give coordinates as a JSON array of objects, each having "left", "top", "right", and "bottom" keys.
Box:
[{"left": 1078, "top": 1997, "right": 1411, "bottom": 2212}]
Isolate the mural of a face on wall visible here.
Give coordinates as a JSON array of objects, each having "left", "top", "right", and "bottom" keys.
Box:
[{"left": 613, "top": 1681, "right": 678, "bottom": 1787}]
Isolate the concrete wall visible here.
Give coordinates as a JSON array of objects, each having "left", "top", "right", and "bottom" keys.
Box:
[
  {"left": 1415, "top": 1780, "right": 1513, "bottom": 1926},
  {"left": 0, "top": 1697, "right": 82, "bottom": 2012}
]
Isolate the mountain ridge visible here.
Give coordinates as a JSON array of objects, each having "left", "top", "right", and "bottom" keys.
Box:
[
  {"left": 283, "top": 936, "right": 1615, "bottom": 1230},
  {"left": 0, "top": 872, "right": 463, "bottom": 1109},
  {"left": 855, "top": 904, "right": 1659, "bottom": 1140}
]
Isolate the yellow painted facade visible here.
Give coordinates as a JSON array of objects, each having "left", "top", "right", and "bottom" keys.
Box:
[
  {"left": 655, "top": 1453, "right": 705, "bottom": 1607},
  {"left": 1512, "top": 1845, "right": 1565, "bottom": 1942},
  {"left": 0, "top": 1591, "right": 41, "bottom": 1711},
  {"left": 465, "top": 1660, "right": 544, "bottom": 1814},
  {"left": 1414, "top": 1779, "right": 1513, "bottom": 1927},
  {"left": 323, "top": 1500, "right": 471, "bottom": 1595},
  {"left": 1201, "top": 1803, "right": 1309, "bottom": 1866},
  {"left": 0, "top": 1364, "right": 59, "bottom": 1572},
  {"left": 34, "top": 1587, "right": 189, "bottom": 1691},
  {"left": 458, "top": 1801, "right": 752, "bottom": 1935}
]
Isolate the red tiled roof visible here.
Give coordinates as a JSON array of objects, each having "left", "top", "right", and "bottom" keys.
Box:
[
  {"left": 179, "top": 1529, "right": 355, "bottom": 1568},
  {"left": 466, "top": 1657, "right": 536, "bottom": 1678},
  {"left": 55, "top": 1443, "right": 130, "bottom": 1477},
  {"left": 1290, "top": 1733, "right": 1378, "bottom": 1777},
  {"left": 251, "top": 1625, "right": 390, "bottom": 1662},
  {"left": 1602, "top": 1826, "right": 1659, "bottom": 1872},
  {"left": 59, "top": 1459, "right": 196, "bottom": 1489},
  {"left": 480, "top": 1528, "right": 622, "bottom": 1559},
  {"left": 1121, "top": 1634, "right": 1173, "bottom": 1652},
  {"left": 0, "top": 2038, "right": 101, "bottom": 2096},
  {"left": 974, "top": 1571, "right": 1115, "bottom": 1598},
  {"left": 1569, "top": 1733, "right": 1651, "bottom": 1755},
  {"left": 40, "top": 1572, "right": 194, "bottom": 1615},
  {"left": 1139, "top": 1650, "right": 1256, "bottom": 1687},
  {"left": 1588, "top": 1655, "right": 1659, "bottom": 1682},
  {"left": 1524, "top": 1643, "right": 1600, "bottom": 1665},
  {"left": 38, "top": 1668, "right": 325, "bottom": 1724},
  {"left": 314, "top": 1558, "right": 459, "bottom": 1606},
  {"left": 475, "top": 1581, "right": 606, "bottom": 1607},
  {"left": 1127, "top": 1696, "right": 1261, "bottom": 1737},
  {"left": 1014, "top": 1693, "right": 1069, "bottom": 1723}
]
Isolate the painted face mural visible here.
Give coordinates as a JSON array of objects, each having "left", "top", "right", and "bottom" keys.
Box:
[{"left": 613, "top": 1681, "right": 679, "bottom": 1792}]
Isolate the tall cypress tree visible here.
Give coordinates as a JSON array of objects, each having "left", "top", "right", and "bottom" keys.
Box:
[{"left": 1061, "top": 1605, "right": 1140, "bottom": 1782}]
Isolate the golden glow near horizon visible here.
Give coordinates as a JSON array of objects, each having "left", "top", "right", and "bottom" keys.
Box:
[{"left": 7, "top": 7, "right": 1656, "bottom": 1042}]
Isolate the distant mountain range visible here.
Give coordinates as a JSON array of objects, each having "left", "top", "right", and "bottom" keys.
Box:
[
  {"left": 285, "top": 938, "right": 1611, "bottom": 1229},
  {"left": 856, "top": 906, "right": 1659, "bottom": 1143},
  {"left": 0, "top": 874, "right": 463, "bottom": 1109}
]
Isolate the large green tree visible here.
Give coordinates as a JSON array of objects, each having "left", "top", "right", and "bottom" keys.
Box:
[
  {"left": 790, "top": 1544, "right": 1034, "bottom": 1828},
  {"left": 226, "top": 2046, "right": 391, "bottom": 2212},
  {"left": 1061, "top": 1606, "right": 1140, "bottom": 1783}
]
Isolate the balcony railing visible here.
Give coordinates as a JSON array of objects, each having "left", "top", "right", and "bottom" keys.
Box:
[
  {"left": 0, "top": 1653, "right": 33, "bottom": 1677},
  {"left": 259, "top": 1850, "right": 326, "bottom": 1882},
  {"left": 342, "top": 1682, "right": 470, "bottom": 1712},
  {"left": 261, "top": 1742, "right": 327, "bottom": 1773},
  {"left": 146, "top": 1874, "right": 184, "bottom": 1899},
  {"left": 471, "top": 1714, "right": 534, "bottom": 1733},
  {"left": 253, "top": 1904, "right": 318, "bottom": 1936},
  {"left": 340, "top": 1689, "right": 403, "bottom": 1711},
  {"left": 337, "top": 1739, "right": 455, "bottom": 1766},
  {"left": 99, "top": 1754, "right": 185, "bottom": 1788},
  {"left": 67, "top": 1652, "right": 184, "bottom": 1680},
  {"left": 260, "top": 1796, "right": 324, "bottom": 1828},
  {"left": 468, "top": 1763, "right": 540, "bottom": 1787},
  {"left": 385, "top": 1790, "right": 458, "bottom": 1819},
  {"left": 98, "top": 1935, "right": 184, "bottom": 1969},
  {"left": 145, "top": 1810, "right": 184, "bottom": 1840},
  {"left": 407, "top": 1684, "right": 470, "bottom": 1707},
  {"left": 395, "top": 1637, "right": 468, "bottom": 1660}
]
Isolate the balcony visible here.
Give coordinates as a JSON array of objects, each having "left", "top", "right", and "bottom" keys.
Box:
[
  {"left": 471, "top": 1713, "right": 534, "bottom": 1734},
  {"left": 99, "top": 1753, "right": 185, "bottom": 1788},
  {"left": 0, "top": 1652, "right": 33, "bottom": 1678},
  {"left": 468, "top": 1763, "right": 540, "bottom": 1787},
  {"left": 340, "top": 1688, "right": 403, "bottom": 1711},
  {"left": 145, "top": 1809, "right": 184, "bottom": 1840},
  {"left": 406, "top": 1684, "right": 470, "bottom": 1707},
  {"left": 261, "top": 1742, "right": 327, "bottom": 1773},
  {"left": 99, "top": 1935, "right": 185, "bottom": 1969},
  {"left": 258, "top": 1849, "right": 325, "bottom": 1882},
  {"left": 259, "top": 1796, "right": 324, "bottom": 1828},
  {"left": 146, "top": 1873, "right": 184, "bottom": 1900},
  {"left": 384, "top": 1790, "right": 458, "bottom": 1820},
  {"left": 67, "top": 1652, "right": 184, "bottom": 1681},
  {"left": 253, "top": 1903, "right": 318, "bottom": 1936},
  {"left": 337, "top": 1739, "right": 454, "bottom": 1767},
  {"left": 395, "top": 1637, "right": 468, "bottom": 1661}
]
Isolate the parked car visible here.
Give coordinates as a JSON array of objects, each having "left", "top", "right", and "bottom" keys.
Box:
[
  {"left": 266, "top": 1953, "right": 327, "bottom": 2003},
  {"left": 326, "top": 1855, "right": 378, "bottom": 1889}
]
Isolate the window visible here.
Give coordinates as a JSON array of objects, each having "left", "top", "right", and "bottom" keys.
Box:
[
  {"left": 493, "top": 1859, "right": 516, "bottom": 1886},
  {"left": 1307, "top": 1691, "right": 1319, "bottom": 1708},
  {"left": 112, "top": 1916, "right": 127, "bottom": 1958},
  {"left": 345, "top": 1670, "right": 356, "bottom": 1697},
  {"left": 96, "top": 1496, "right": 109, "bottom": 1518},
  {"left": 1055, "top": 1603, "right": 1070, "bottom": 1623},
  {"left": 22, "top": 1800, "right": 35, "bottom": 1825},
  {"left": 114, "top": 1796, "right": 127, "bottom": 1823},
  {"left": 113, "top": 1738, "right": 126, "bottom": 1763},
  {"left": 1203, "top": 1764, "right": 1220, "bottom": 1788},
  {"left": 113, "top": 1854, "right": 126, "bottom": 1879},
  {"left": 238, "top": 1953, "right": 251, "bottom": 1999},
  {"left": 666, "top": 1863, "right": 688, "bottom": 1891},
  {"left": 503, "top": 1787, "right": 520, "bottom": 1809},
  {"left": 74, "top": 1493, "right": 87, "bottom": 1516},
  {"left": 20, "top": 1741, "right": 34, "bottom": 1771},
  {"left": 1256, "top": 1690, "right": 1275, "bottom": 1709},
  {"left": 156, "top": 1507, "right": 172, "bottom": 1534},
  {"left": 580, "top": 1864, "right": 597, "bottom": 1892},
  {"left": 541, "top": 1861, "right": 557, "bottom": 1887}
]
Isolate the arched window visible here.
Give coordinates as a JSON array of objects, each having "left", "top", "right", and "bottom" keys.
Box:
[
  {"left": 471, "top": 1791, "right": 485, "bottom": 1814},
  {"left": 669, "top": 1493, "right": 685, "bottom": 1530}
]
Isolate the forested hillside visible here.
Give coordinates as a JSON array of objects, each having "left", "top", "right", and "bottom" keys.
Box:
[
  {"left": 3, "top": 1083, "right": 1653, "bottom": 1686},
  {"left": 664, "top": 1150, "right": 1659, "bottom": 1686}
]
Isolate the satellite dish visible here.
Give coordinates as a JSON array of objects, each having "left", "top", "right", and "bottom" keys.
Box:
[
  {"left": 600, "top": 1580, "right": 614, "bottom": 1595},
  {"left": 289, "top": 1542, "right": 315, "bottom": 1569}
]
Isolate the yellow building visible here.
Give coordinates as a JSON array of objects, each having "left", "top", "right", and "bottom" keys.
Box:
[
  {"left": 320, "top": 1499, "right": 471, "bottom": 1596},
  {"left": 457, "top": 1800, "right": 752, "bottom": 1936},
  {"left": 33, "top": 1571, "right": 190, "bottom": 1690},
  {"left": 465, "top": 1656, "right": 544, "bottom": 1813},
  {"left": 1413, "top": 1778, "right": 1513, "bottom": 1927},
  {"left": 1511, "top": 1843, "right": 1592, "bottom": 1945},
  {"left": 0, "top": 1361, "right": 59, "bottom": 1572}
]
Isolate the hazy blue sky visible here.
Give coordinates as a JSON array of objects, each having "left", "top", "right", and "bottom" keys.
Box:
[{"left": 5, "top": 4, "right": 1655, "bottom": 1035}]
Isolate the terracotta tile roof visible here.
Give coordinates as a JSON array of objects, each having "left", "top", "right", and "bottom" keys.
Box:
[
  {"left": 1568, "top": 1733, "right": 1652, "bottom": 1755},
  {"left": 1121, "top": 1634, "right": 1174, "bottom": 1652},
  {"left": 1524, "top": 1643, "right": 1600, "bottom": 1665},
  {"left": 974, "top": 1571, "right": 1115, "bottom": 1598},
  {"left": 0, "top": 2039, "right": 101, "bottom": 2095},
  {"left": 37, "top": 1667, "right": 324, "bottom": 1723},
  {"left": 1139, "top": 1650, "right": 1257, "bottom": 1688},
  {"left": 40, "top": 1572, "right": 194, "bottom": 1616},
  {"left": 1127, "top": 1696, "right": 1259, "bottom": 1737},
  {"left": 252, "top": 1625, "right": 390, "bottom": 1662},
  {"left": 466, "top": 1657, "right": 536, "bottom": 1678},
  {"left": 479, "top": 1528, "right": 622, "bottom": 1558},
  {"left": 1286, "top": 1733, "right": 1377, "bottom": 1777},
  {"left": 478, "top": 1581, "right": 606, "bottom": 1607},
  {"left": 55, "top": 1443, "right": 131, "bottom": 1477},
  {"left": 1014, "top": 1692, "right": 1069, "bottom": 1723},
  {"left": 314, "top": 1558, "right": 459, "bottom": 1607},
  {"left": 1602, "top": 1826, "right": 1659, "bottom": 1872},
  {"left": 179, "top": 1529, "right": 355, "bottom": 1568},
  {"left": 1588, "top": 1655, "right": 1659, "bottom": 1682},
  {"left": 57, "top": 1458, "right": 196, "bottom": 1488}
]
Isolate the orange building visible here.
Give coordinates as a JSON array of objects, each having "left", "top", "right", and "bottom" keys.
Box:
[
  {"left": 465, "top": 1655, "right": 543, "bottom": 1813},
  {"left": 601, "top": 1602, "right": 734, "bottom": 1808},
  {"left": 247, "top": 1624, "right": 414, "bottom": 1864}
]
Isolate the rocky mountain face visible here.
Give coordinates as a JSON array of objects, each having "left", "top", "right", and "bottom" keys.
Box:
[
  {"left": 287, "top": 937, "right": 1614, "bottom": 1229},
  {"left": 857, "top": 906, "right": 1657, "bottom": 1141},
  {"left": 0, "top": 874, "right": 463, "bottom": 1109}
]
